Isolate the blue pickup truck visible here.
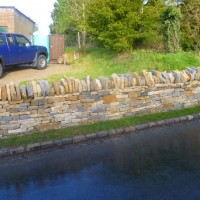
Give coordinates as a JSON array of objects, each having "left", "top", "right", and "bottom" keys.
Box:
[{"left": 0, "top": 33, "right": 48, "bottom": 77}]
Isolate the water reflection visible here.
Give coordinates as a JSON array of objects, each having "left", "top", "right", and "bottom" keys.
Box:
[{"left": 1, "top": 120, "right": 200, "bottom": 200}]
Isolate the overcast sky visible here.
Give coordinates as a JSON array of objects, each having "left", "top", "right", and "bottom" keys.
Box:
[{"left": 0, "top": 0, "right": 56, "bottom": 33}]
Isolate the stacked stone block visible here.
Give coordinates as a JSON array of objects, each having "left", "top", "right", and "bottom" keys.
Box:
[{"left": 0, "top": 67, "right": 200, "bottom": 138}]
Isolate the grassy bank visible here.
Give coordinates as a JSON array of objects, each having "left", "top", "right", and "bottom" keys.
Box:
[
  {"left": 20, "top": 48, "right": 200, "bottom": 85},
  {"left": 1, "top": 106, "right": 200, "bottom": 149}
]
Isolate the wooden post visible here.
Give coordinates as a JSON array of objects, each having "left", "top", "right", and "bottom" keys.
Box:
[{"left": 78, "top": 32, "right": 81, "bottom": 49}]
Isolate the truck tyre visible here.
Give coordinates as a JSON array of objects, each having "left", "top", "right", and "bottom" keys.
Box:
[
  {"left": 36, "top": 55, "right": 47, "bottom": 70},
  {"left": 0, "top": 63, "right": 3, "bottom": 78}
]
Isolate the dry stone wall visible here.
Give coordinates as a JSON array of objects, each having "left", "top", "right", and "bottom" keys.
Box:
[{"left": 0, "top": 67, "right": 200, "bottom": 138}]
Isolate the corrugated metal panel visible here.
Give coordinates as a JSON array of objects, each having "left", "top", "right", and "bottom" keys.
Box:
[{"left": 50, "top": 34, "right": 64, "bottom": 60}]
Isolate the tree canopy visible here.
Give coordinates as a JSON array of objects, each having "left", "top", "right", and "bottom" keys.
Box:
[
  {"left": 50, "top": 0, "right": 200, "bottom": 52},
  {"left": 180, "top": 0, "right": 200, "bottom": 51}
]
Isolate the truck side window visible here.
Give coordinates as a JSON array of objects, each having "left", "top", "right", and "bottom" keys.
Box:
[
  {"left": 16, "top": 36, "right": 30, "bottom": 47},
  {"left": 7, "top": 35, "right": 14, "bottom": 46},
  {"left": 0, "top": 35, "right": 4, "bottom": 45}
]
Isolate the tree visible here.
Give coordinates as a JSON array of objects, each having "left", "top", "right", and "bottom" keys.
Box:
[
  {"left": 50, "top": 0, "right": 92, "bottom": 48},
  {"left": 142, "top": 0, "right": 166, "bottom": 49},
  {"left": 162, "top": 6, "right": 182, "bottom": 52},
  {"left": 87, "top": 0, "right": 166, "bottom": 51},
  {"left": 67, "top": 0, "right": 92, "bottom": 48},
  {"left": 50, "top": 0, "right": 71, "bottom": 34},
  {"left": 180, "top": 0, "right": 200, "bottom": 51}
]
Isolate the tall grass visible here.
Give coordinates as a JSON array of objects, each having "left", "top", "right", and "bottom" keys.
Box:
[
  {"left": 20, "top": 48, "right": 200, "bottom": 84},
  {"left": 56, "top": 48, "right": 200, "bottom": 78}
]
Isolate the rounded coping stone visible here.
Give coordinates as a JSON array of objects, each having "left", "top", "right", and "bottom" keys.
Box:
[
  {"left": 73, "top": 135, "right": 86, "bottom": 143},
  {"left": 165, "top": 118, "right": 175, "bottom": 125},
  {"left": 115, "top": 128, "right": 125, "bottom": 134},
  {"left": 156, "top": 120, "right": 166, "bottom": 126},
  {"left": 96, "top": 131, "right": 109, "bottom": 138},
  {"left": 179, "top": 116, "right": 188, "bottom": 121},
  {"left": 125, "top": 126, "right": 136, "bottom": 133},
  {"left": 86, "top": 133, "right": 97, "bottom": 140},
  {"left": 148, "top": 122, "right": 157, "bottom": 127},
  {"left": 173, "top": 117, "right": 181, "bottom": 123},
  {"left": 187, "top": 115, "right": 194, "bottom": 121},
  {"left": 40, "top": 141, "right": 54, "bottom": 149},
  {"left": 61, "top": 138, "right": 73, "bottom": 145},
  {"left": 108, "top": 129, "right": 117, "bottom": 136},
  {"left": 9, "top": 146, "right": 25, "bottom": 155},
  {"left": 54, "top": 139, "right": 64, "bottom": 146},
  {"left": 192, "top": 114, "right": 199, "bottom": 119},
  {"left": 26, "top": 143, "right": 41, "bottom": 152},
  {"left": 135, "top": 123, "right": 149, "bottom": 130},
  {"left": 0, "top": 148, "right": 9, "bottom": 158}
]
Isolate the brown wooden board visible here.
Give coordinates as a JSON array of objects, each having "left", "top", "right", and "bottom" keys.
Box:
[{"left": 50, "top": 34, "right": 64, "bottom": 61}]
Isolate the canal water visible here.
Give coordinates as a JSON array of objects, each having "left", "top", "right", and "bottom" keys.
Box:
[{"left": 0, "top": 120, "right": 200, "bottom": 200}]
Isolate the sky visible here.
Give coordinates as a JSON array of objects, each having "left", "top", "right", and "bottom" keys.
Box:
[{"left": 0, "top": 0, "right": 56, "bottom": 33}]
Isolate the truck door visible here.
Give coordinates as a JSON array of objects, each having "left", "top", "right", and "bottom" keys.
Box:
[
  {"left": 5, "top": 34, "right": 20, "bottom": 65},
  {"left": 15, "top": 35, "right": 35, "bottom": 63}
]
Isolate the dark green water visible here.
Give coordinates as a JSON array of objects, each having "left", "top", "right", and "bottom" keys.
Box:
[{"left": 0, "top": 120, "right": 200, "bottom": 200}]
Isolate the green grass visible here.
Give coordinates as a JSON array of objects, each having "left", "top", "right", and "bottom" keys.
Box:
[
  {"left": 19, "top": 48, "right": 200, "bottom": 85},
  {"left": 54, "top": 48, "right": 200, "bottom": 79},
  {"left": 1, "top": 106, "right": 200, "bottom": 149}
]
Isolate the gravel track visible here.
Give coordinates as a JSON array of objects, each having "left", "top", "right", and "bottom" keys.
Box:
[{"left": 0, "top": 64, "right": 72, "bottom": 85}]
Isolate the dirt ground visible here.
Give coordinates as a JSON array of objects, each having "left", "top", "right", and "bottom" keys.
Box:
[{"left": 0, "top": 64, "right": 72, "bottom": 85}]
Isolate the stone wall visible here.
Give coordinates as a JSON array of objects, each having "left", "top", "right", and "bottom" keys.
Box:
[{"left": 0, "top": 67, "right": 200, "bottom": 138}]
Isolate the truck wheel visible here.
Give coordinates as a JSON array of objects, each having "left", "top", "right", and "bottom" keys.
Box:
[
  {"left": 37, "top": 55, "right": 47, "bottom": 70},
  {"left": 0, "top": 63, "right": 3, "bottom": 78}
]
